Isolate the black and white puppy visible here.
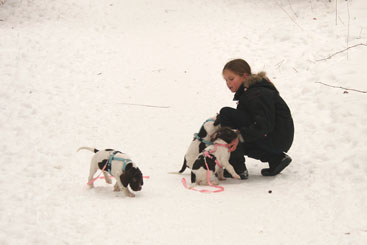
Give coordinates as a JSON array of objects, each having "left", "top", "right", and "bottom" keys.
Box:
[
  {"left": 179, "top": 115, "right": 221, "bottom": 173},
  {"left": 77, "top": 147, "right": 143, "bottom": 197},
  {"left": 191, "top": 127, "right": 240, "bottom": 185}
]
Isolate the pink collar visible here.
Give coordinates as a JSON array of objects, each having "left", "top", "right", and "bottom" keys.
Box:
[{"left": 213, "top": 137, "right": 239, "bottom": 153}]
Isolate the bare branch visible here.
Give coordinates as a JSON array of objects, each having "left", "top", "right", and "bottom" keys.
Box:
[
  {"left": 335, "top": 0, "right": 338, "bottom": 25},
  {"left": 357, "top": 27, "right": 363, "bottom": 39},
  {"left": 275, "top": 59, "right": 285, "bottom": 70},
  {"left": 347, "top": 1, "right": 350, "bottom": 60},
  {"left": 315, "top": 43, "right": 367, "bottom": 61},
  {"left": 315, "top": 82, "right": 367, "bottom": 94},
  {"left": 287, "top": 0, "right": 298, "bottom": 18},
  {"left": 278, "top": 4, "right": 303, "bottom": 31}
]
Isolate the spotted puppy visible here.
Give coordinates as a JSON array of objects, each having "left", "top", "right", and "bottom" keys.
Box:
[
  {"left": 178, "top": 115, "right": 221, "bottom": 173},
  {"left": 77, "top": 147, "right": 143, "bottom": 197},
  {"left": 191, "top": 127, "right": 241, "bottom": 185}
]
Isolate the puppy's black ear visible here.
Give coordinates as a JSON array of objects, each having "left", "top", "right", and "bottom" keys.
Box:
[
  {"left": 120, "top": 171, "right": 130, "bottom": 188},
  {"left": 128, "top": 168, "right": 143, "bottom": 191},
  {"left": 120, "top": 164, "right": 133, "bottom": 187},
  {"left": 137, "top": 168, "right": 144, "bottom": 186},
  {"left": 214, "top": 113, "right": 221, "bottom": 126}
]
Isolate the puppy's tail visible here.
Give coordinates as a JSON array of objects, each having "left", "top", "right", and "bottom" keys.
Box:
[
  {"left": 168, "top": 158, "right": 188, "bottom": 174},
  {"left": 77, "top": 147, "right": 99, "bottom": 153},
  {"left": 178, "top": 158, "right": 187, "bottom": 173}
]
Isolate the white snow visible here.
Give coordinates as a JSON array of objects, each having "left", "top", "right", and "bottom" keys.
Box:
[{"left": 1, "top": 0, "right": 367, "bottom": 244}]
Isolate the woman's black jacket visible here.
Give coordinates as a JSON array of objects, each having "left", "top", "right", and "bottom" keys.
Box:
[{"left": 233, "top": 72, "right": 294, "bottom": 152}]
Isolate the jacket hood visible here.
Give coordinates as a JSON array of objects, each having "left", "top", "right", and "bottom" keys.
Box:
[
  {"left": 244, "top": 71, "right": 269, "bottom": 88},
  {"left": 233, "top": 71, "right": 278, "bottom": 101}
]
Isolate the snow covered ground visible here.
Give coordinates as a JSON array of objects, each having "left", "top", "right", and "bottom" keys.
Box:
[{"left": 1, "top": 0, "right": 366, "bottom": 244}]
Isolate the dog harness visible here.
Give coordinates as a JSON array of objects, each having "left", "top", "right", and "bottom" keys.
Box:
[
  {"left": 107, "top": 151, "right": 132, "bottom": 174},
  {"left": 193, "top": 118, "right": 215, "bottom": 146},
  {"left": 193, "top": 133, "right": 213, "bottom": 145},
  {"left": 202, "top": 151, "right": 223, "bottom": 168},
  {"left": 87, "top": 151, "right": 134, "bottom": 186}
]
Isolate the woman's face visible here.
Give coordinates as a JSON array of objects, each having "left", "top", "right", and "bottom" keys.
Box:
[{"left": 223, "top": 69, "right": 247, "bottom": 93}]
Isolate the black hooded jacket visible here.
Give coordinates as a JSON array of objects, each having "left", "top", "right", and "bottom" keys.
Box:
[{"left": 234, "top": 72, "right": 294, "bottom": 152}]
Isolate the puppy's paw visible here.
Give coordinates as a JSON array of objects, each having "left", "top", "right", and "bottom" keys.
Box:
[
  {"left": 233, "top": 174, "right": 241, "bottom": 180},
  {"left": 127, "top": 192, "right": 135, "bottom": 198},
  {"left": 102, "top": 172, "right": 112, "bottom": 184},
  {"left": 123, "top": 188, "right": 135, "bottom": 197},
  {"left": 113, "top": 185, "right": 121, "bottom": 192},
  {"left": 212, "top": 180, "right": 219, "bottom": 185}
]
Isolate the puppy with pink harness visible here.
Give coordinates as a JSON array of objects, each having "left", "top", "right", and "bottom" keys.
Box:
[{"left": 187, "top": 127, "right": 241, "bottom": 190}]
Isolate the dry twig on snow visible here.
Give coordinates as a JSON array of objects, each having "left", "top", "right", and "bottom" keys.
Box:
[
  {"left": 315, "top": 82, "right": 367, "bottom": 94},
  {"left": 117, "top": 102, "right": 170, "bottom": 108},
  {"left": 315, "top": 43, "right": 367, "bottom": 61}
]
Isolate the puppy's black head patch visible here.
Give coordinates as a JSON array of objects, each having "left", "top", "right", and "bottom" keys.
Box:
[
  {"left": 120, "top": 167, "right": 143, "bottom": 192},
  {"left": 211, "top": 127, "right": 238, "bottom": 143},
  {"left": 197, "top": 126, "right": 208, "bottom": 138}
]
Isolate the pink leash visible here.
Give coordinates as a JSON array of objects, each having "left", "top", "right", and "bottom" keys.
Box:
[
  {"left": 87, "top": 162, "right": 108, "bottom": 186},
  {"left": 181, "top": 157, "right": 224, "bottom": 193},
  {"left": 87, "top": 164, "right": 150, "bottom": 186},
  {"left": 181, "top": 137, "right": 239, "bottom": 193}
]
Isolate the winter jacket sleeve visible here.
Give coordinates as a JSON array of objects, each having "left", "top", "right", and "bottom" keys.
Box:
[{"left": 239, "top": 89, "right": 276, "bottom": 142}]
